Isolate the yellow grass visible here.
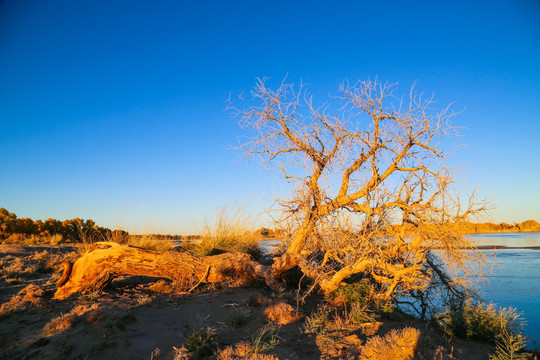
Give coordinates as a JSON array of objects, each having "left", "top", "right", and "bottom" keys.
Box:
[
  {"left": 0, "top": 284, "right": 45, "bottom": 316},
  {"left": 190, "top": 208, "right": 262, "bottom": 256},
  {"left": 359, "top": 327, "right": 420, "bottom": 360},
  {"left": 264, "top": 302, "right": 302, "bottom": 325}
]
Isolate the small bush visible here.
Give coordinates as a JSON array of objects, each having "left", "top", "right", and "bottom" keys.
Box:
[
  {"left": 3, "top": 257, "right": 40, "bottom": 277},
  {"left": 264, "top": 302, "right": 302, "bottom": 325},
  {"left": 303, "top": 304, "right": 331, "bottom": 335},
  {"left": 184, "top": 324, "right": 217, "bottom": 359},
  {"left": 438, "top": 298, "right": 524, "bottom": 342},
  {"left": 359, "top": 327, "right": 420, "bottom": 360},
  {"left": 348, "top": 303, "right": 376, "bottom": 324},
  {"left": 48, "top": 234, "right": 64, "bottom": 245},
  {"left": 227, "top": 308, "right": 251, "bottom": 329},
  {"left": 489, "top": 327, "right": 531, "bottom": 360},
  {"left": 334, "top": 278, "right": 374, "bottom": 306}
]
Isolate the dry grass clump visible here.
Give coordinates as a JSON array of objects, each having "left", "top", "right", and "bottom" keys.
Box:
[
  {"left": 217, "top": 341, "right": 279, "bottom": 360},
  {"left": 43, "top": 313, "right": 76, "bottom": 336},
  {"left": 218, "top": 325, "right": 281, "bottom": 360},
  {"left": 359, "top": 327, "right": 420, "bottom": 360},
  {"left": 125, "top": 234, "right": 175, "bottom": 251},
  {"left": 264, "top": 302, "right": 302, "bottom": 325},
  {"left": 0, "top": 284, "right": 45, "bottom": 316},
  {"left": 42, "top": 304, "right": 100, "bottom": 336},
  {"left": 1, "top": 257, "right": 40, "bottom": 278},
  {"left": 187, "top": 208, "right": 262, "bottom": 257},
  {"left": 96, "top": 230, "right": 175, "bottom": 252}
]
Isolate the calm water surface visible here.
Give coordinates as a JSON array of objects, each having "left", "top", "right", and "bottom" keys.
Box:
[{"left": 467, "top": 232, "right": 540, "bottom": 347}]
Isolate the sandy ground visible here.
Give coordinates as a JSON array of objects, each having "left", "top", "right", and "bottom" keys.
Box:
[{"left": 0, "top": 244, "right": 500, "bottom": 360}]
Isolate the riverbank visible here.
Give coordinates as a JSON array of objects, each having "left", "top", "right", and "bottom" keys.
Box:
[{"left": 3, "top": 244, "right": 537, "bottom": 360}]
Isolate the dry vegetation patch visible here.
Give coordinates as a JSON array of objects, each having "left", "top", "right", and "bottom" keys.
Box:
[
  {"left": 217, "top": 341, "right": 279, "bottom": 360},
  {"left": 0, "top": 284, "right": 45, "bottom": 316},
  {"left": 42, "top": 303, "right": 100, "bottom": 336},
  {"left": 358, "top": 327, "right": 420, "bottom": 360},
  {"left": 264, "top": 302, "right": 302, "bottom": 325}
]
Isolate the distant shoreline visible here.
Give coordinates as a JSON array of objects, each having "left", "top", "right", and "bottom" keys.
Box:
[{"left": 472, "top": 245, "right": 540, "bottom": 250}]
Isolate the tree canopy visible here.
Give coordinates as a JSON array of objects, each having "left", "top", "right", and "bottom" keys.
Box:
[{"left": 231, "top": 78, "right": 489, "bottom": 316}]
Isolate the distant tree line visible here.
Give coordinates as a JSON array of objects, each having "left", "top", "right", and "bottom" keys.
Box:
[
  {"left": 2, "top": 207, "right": 538, "bottom": 244},
  {"left": 456, "top": 219, "right": 540, "bottom": 233},
  {"left": 0, "top": 207, "right": 112, "bottom": 242}
]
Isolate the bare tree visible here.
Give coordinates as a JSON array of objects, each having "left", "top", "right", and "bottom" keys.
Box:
[
  {"left": 54, "top": 78, "right": 488, "bottom": 312},
  {"left": 230, "top": 78, "right": 488, "bottom": 308}
]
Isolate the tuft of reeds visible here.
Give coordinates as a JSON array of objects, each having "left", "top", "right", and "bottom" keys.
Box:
[
  {"left": 125, "top": 234, "right": 175, "bottom": 251},
  {"left": 188, "top": 208, "right": 262, "bottom": 256},
  {"left": 91, "top": 229, "right": 175, "bottom": 252}
]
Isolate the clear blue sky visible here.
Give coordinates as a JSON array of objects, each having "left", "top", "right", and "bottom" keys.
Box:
[{"left": 1, "top": 0, "right": 539, "bottom": 234}]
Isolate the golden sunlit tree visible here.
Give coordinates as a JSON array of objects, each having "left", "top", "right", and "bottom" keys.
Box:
[
  {"left": 52, "top": 79, "right": 488, "bottom": 312},
  {"left": 230, "top": 78, "right": 489, "bottom": 315}
]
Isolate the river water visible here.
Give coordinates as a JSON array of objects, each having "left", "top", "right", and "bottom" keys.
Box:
[{"left": 467, "top": 232, "right": 540, "bottom": 347}]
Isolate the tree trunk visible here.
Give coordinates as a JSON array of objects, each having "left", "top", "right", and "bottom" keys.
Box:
[
  {"left": 267, "top": 215, "right": 316, "bottom": 279},
  {"left": 54, "top": 242, "right": 273, "bottom": 299}
]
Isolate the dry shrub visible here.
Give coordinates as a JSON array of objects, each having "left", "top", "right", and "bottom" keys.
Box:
[
  {"left": 217, "top": 341, "right": 279, "bottom": 360},
  {"left": 0, "top": 284, "right": 45, "bottom": 316},
  {"left": 264, "top": 302, "right": 302, "bottom": 325},
  {"left": 359, "top": 327, "right": 420, "bottom": 360}
]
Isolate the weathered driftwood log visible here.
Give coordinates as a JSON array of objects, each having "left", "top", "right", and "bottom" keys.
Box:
[{"left": 54, "top": 242, "right": 273, "bottom": 299}]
